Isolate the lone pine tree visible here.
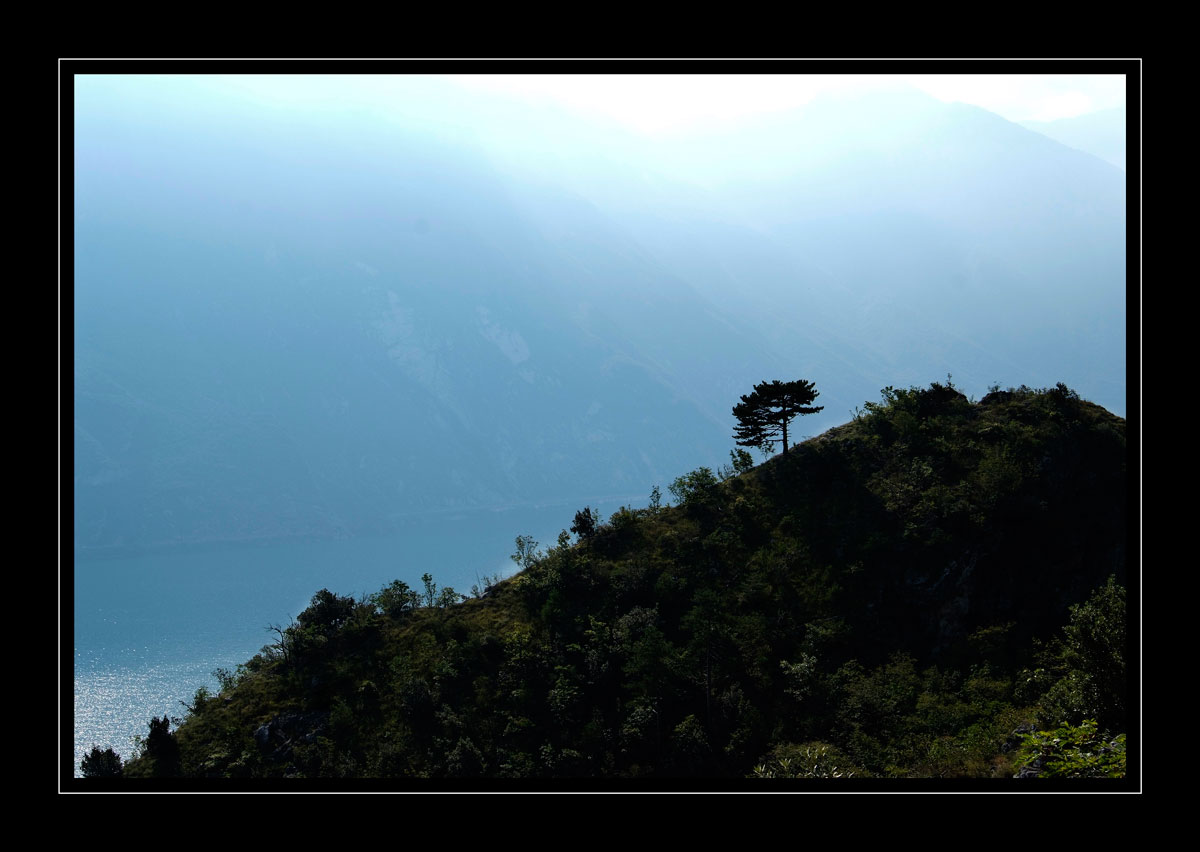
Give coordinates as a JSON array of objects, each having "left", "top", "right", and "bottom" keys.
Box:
[{"left": 732, "top": 379, "right": 823, "bottom": 455}]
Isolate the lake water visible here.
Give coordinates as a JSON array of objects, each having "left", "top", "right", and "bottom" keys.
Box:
[{"left": 71, "top": 498, "right": 635, "bottom": 776}]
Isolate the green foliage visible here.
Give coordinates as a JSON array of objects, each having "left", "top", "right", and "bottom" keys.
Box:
[
  {"left": 371, "top": 573, "right": 470, "bottom": 614},
  {"left": 668, "top": 714, "right": 711, "bottom": 774},
  {"left": 371, "top": 579, "right": 421, "bottom": 617},
  {"left": 183, "top": 685, "right": 214, "bottom": 715},
  {"left": 571, "top": 506, "right": 599, "bottom": 540},
  {"left": 436, "top": 585, "right": 467, "bottom": 608},
  {"left": 780, "top": 654, "right": 819, "bottom": 703},
  {"left": 511, "top": 535, "right": 542, "bottom": 570},
  {"left": 835, "top": 654, "right": 922, "bottom": 748},
  {"left": 1058, "top": 576, "right": 1126, "bottom": 728},
  {"left": 719, "top": 449, "right": 756, "bottom": 481},
  {"left": 212, "top": 665, "right": 247, "bottom": 693},
  {"left": 608, "top": 505, "right": 640, "bottom": 532},
  {"left": 751, "top": 742, "right": 862, "bottom": 778},
  {"left": 668, "top": 466, "right": 719, "bottom": 507},
  {"left": 297, "top": 589, "right": 356, "bottom": 634},
  {"left": 1015, "top": 719, "right": 1126, "bottom": 778},
  {"left": 1022, "top": 576, "right": 1126, "bottom": 732},
  {"left": 80, "top": 746, "right": 123, "bottom": 777}
]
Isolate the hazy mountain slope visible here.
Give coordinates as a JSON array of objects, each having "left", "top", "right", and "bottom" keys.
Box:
[
  {"left": 1021, "top": 106, "right": 1127, "bottom": 170},
  {"left": 73, "top": 80, "right": 1128, "bottom": 556},
  {"left": 73, "top": 80, "right": 774, "bottom": 553},
  {"left": 533, "top": 90, "right": 1127, "bottom": 426}
]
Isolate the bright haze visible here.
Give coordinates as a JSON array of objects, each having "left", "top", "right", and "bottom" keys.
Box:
[
  {"left": 448, "top": 73, "right": 1126, "bottom": 132},
  {"left": 73, "top": 71, "right": 1128, "bottom": 556}
]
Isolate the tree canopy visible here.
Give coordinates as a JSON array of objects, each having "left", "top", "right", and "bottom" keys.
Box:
[{"left": 732, "top": 379, "right": 823, "bottom": 455}]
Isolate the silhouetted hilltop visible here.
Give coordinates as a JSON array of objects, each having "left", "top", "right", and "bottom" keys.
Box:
[{"left": 112, "top": 382, "right": 1128, "bottom": 781}]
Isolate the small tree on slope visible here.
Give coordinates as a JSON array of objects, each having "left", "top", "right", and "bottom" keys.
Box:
[{"left": 732, "top": 379, "right": 823, "bottom": 456}]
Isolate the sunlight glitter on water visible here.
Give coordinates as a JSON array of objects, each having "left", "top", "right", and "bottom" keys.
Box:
[
  {"left": 73, "top": 651, "right": 257, "bottom": 777},
  {"left": 71, "top": 500, "right": 634, "bottom": 777}
]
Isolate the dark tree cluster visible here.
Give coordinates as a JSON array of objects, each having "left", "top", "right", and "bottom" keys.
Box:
[{"left": 80, "top": 746, "right": 123, "bottom": 778}]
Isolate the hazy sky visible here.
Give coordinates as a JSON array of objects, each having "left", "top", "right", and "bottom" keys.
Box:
[
  {"left": 77, "top": 70, "right": 1128, "bottom": 143},
  {"left": 447, "top": 73, "right": 1128, "bottom": 134}
]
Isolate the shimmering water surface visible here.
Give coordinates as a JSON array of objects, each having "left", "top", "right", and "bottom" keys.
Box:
[{"left": 72, "top": 500, "right": 632, "bottom": 776}]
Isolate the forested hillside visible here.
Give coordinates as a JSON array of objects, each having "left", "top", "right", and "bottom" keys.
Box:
[{"left": 102, "top": 382, "right": 1130, "bottom": 782}]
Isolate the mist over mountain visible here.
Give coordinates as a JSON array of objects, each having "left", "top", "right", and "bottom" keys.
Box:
[
  {"left": 1020, "top": 106, "right": 1127, "bottom": 171},
  {"left": 73, "top": 77, "right": 1127, "bottom": 556}
]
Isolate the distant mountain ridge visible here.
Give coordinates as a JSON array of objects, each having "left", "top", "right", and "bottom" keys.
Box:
[
  {"left": 1020, "top": 106, "right": 1127, "bottom": 170},
  {"left": 73, "top": 80, "right": 1128, "bottom": 555}
]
